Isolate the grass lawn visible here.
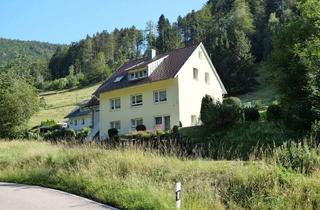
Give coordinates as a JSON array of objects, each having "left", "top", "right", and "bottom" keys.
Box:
[
  {"left": 1, "top": 140, "right": 320, "bottom": 210},
  {"left": 239, "top": 64, "right": 278, "bottom": 107},
  {"left": 28, "top": 83, "right": 101, "bottom": 127}
]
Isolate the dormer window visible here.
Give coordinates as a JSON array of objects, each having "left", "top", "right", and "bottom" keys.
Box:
[
  {"left": 114, "top": 75, "right": 124, "bottom": 83},
  {"left": 129, "top": 69, "right": 148, "bottom": 81}
]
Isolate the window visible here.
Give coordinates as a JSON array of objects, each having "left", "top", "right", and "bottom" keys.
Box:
[
  {"left": 191, "top": 115, "right": 197, "bottom": 125},
  {"left": 82, "top": 119, "right": 85, "bottom": 125},
  {"left": 154, "top": 90, "right": 167, "bottom": 103},
  {"left": 74, "top": 120, "right": 77, "bottom": 126},
  {"left": 129, "top": 69, "right": 148, "bottom": 80},
  {"left": 70, "top": 120, "right": 73, "bottom": 125},
  {"left": 164, "top": 116, "right": 170, "bottom": 130},
  {"left": 199, "top": 51, "right": 203, "bottom": 60},
  {"left": 205, "top": 72, "right": 210, "bottom": 84},
  {"left": 155, "top": 116, "right": 162, "bottom": 125},
  {"left": 131, "top": 94, "right": 143, "bottom": 106},
  {"left": 110, "top": 98, "right": 121, "bottom": 110},
  {"left": 193, "top": 68, "right": 198, "bottom": 80},
  {"left": 131, "top": 118, "right": 143, "bottom": 130},
  {"left": 113, "top": 75, "right": 124, "bottom": 83},
  {"left": 110, "top": 121, "right": 121, "bottom": 130}
]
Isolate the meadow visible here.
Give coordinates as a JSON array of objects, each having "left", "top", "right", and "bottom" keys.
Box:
[
  {"left": 1, "top": 140, "right": 320, "bottom": 210},
  {"left": 29, "top": 83, "right": 101, "bottom": 127}
]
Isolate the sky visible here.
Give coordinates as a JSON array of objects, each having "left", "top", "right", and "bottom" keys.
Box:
[{"left": 0, "top": 0, "right": 206, "bottom": 44}]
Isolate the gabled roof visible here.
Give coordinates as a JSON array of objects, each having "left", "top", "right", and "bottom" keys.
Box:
[
  {"left": 65, "top": 107, "right": 91, "bottom": 119},
  {"left": 85, "top": 96, "right": 99, "bottom": 107},
  {"left": 93, "top": 44, "right": 198, "bottom": 96}
]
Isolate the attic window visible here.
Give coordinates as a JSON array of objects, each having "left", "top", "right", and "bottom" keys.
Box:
[
  {"left": 199, "top": 51, "right": 203, "bottom": 60},
  {"left": 114, "top": 75, "right": 124, "bottom": 83},
  {"left": 129, "top": 69, "right": 148, "bottom": 81}
]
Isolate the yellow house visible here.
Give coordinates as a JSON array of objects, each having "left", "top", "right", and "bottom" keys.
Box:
[{"left": 88, "top": 43, "right": 227, "bottom": 139}]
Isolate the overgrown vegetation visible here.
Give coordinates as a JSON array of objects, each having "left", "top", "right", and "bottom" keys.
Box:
[
  {"left": 0, "top": 72, "right": 39, "bottom": 137},
  {"left": 1, "top": 140, "right": 320, "bottom": 210}
]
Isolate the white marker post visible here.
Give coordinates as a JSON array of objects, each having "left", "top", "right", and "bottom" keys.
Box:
[{"left": 176, "top": 182, "right": 181, "bottom": 209}]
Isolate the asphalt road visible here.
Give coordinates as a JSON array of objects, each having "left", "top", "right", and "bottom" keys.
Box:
[{"left": 0, "top": 182, "right": 117, "bottom": 210}]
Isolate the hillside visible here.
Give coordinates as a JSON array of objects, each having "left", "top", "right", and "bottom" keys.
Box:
[
  {"left": 0, "top": 38, "right": 63, "bottom": 66},
  {"left": 29, "top": 83, "right": 101, "bottom": 127}
]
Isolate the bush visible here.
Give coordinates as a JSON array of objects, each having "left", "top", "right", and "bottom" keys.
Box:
[
  {"left": 267, "top": 104, "right": 282, "bottom": 121},
  {"left": 311, "top": 121, "right": 320, "bottom": 140},
  {"left": 44, "top": 128, "right": 76, "bottom": 141},
  {"left": 108, "top": 128, "right": 118, "bottom": 138},
  {"left": 172, "top": 125, "right": 179, "bottom": 134},
  {"left": 244, "top": 107, "right": 260, "bottom": 122},
  {"left": 51, "top": 78, "right": 68, "bottom": 90},
  {"left": 126, "top": 131, "right": 154, "bottom": 139},
  {"left": 76, "top": 127, "right": 91, "bottom": 139},
  {"left": 207, "top": 102, "right": 241, "bottom": 129},
  {"left": 274, "top": 141, "right": 320, "bottom": 174},
  {"left": 223, "top": 97, "right": 242, "bottom": 108},
  {"left": 136, "top": 124, "right": 146, "bottom": 131},
  {"left": 40, "top": 119, "right": 56, "bottom": 127}
]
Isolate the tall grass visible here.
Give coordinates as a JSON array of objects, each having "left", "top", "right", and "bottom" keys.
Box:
[{"left": 1, "top": 140, "right": 320, "bottom": 209}]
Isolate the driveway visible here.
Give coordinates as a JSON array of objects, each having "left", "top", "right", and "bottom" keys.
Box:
[{"left": 0, "top": 182, "right": 117, "bottom": 210}]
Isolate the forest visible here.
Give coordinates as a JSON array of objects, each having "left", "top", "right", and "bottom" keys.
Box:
[{"left": 0, "top": 0, "right": 319, "bottom": 135}]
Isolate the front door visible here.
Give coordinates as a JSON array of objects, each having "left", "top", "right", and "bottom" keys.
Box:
[{"left": 164, "top": 116, "right": 170, "bottom": 131}]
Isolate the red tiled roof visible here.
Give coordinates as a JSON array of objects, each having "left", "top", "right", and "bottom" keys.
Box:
[{"left": 93, "top": 44, "right": 198, "bottom": 97}]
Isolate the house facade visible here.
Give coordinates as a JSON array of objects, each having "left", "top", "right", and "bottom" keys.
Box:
[
  {"left": 65, "top": 106, "right": 92, "bottom": 131},
  {"left": 90, "top": 43, "right": 227, "bottom": 139}
]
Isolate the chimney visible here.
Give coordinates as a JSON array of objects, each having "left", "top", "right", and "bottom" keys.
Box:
[{"left": 149, "top": 48, "right": 156, "bottom": 60}]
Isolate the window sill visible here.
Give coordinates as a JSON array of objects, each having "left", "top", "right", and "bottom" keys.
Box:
[
  {"left": 110, "top": 109, "right": 121, "bottom": 112},
  {"left": 131, "top": 104, "right": 143, "bottom": 108},
  {"left": 154, "top": 100, "right": 167, "bottom": 105}
]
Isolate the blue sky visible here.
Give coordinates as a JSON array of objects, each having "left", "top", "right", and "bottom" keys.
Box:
[{"left": 0, "top": 0, "right": 206, "bottom": 44}]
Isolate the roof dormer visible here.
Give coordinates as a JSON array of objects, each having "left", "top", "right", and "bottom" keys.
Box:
[{"left": 128, "top": 68, "right": 148, "bottom": 81}]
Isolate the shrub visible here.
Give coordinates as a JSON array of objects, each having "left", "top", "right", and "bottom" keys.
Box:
[
  {"left": 200, "top": 95, "right": 214, "bottom": 125},
  {"left": 208, "top": 102, "right": 241, "bottom": 129},
  {"left": 244, "top": 107, "right": 260, "bottom": 122},
  {"left": 51, "top": 78, "right": 68, "bottom": 90},
  {"left": 40, "top": 119, "right": 56, "bottom": 127},
  {"left": 76, "top": 127, "right": 91, "bottom": 139},
  {"left": 172, "top": 125, "right": 179, "bottom": 134},
  {"left": 267, "top": 104, "right": 282, "bottom": 121},
  {"left": 136, "top": 124, "right": 146, "bottom": 131},
  {"left": 126, "top": 131, "right": 154, "bottom": 139},
  {"left": 44, "top": 128, "right": 76, "bottom": 141},
  {"left": 311, "top": 121, "right": 320, "bottom": 140},
  {"left": 108, "top": 128, "right": 118, "bottom": 138},
  {"left": 274, "top": 141, "right": 320, "bottom": 174},
  {"left": 223, "top": 97, "right": 242, "bottom": 108}
]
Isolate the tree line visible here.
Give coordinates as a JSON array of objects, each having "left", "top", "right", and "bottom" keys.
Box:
[{"left": 0, "top": 0, "right": 319, "bottom": 136}]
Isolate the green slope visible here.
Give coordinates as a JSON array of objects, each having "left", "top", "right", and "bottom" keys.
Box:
[{"left": 29, "top": 83, "right": 101, "bottom": 127}]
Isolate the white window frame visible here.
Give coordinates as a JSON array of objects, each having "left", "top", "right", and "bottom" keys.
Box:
[
  {"left": 205, "top": 72, "right": 210, "bottom": 84},
  {"left": 129, "top": 69, "right": 148, "bottom": 81},
  {"left": 153, "top": 90, "right": 167, "bottom": 103},
  {"left": 154, "top": 116, "right": 163, "bottom": 126},
  {"left": 193, "top": 68, "right": 198, "bottom": 80},
  {"left": 131, "top": 94, "right": 143, "bottom": 107},
  {"left": 131, "top": 118, "right": 143, "bottom": 130},
  {"left": 110, "top": 121, "right": 121, "bottom": 130},
  {"left": 110, "top": 98, "right": 121, "bottom": 110}
]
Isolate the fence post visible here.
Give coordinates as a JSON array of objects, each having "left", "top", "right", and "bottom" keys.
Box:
[{"left": 176, "top": 182, "right": 181, "bottom": 209}]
